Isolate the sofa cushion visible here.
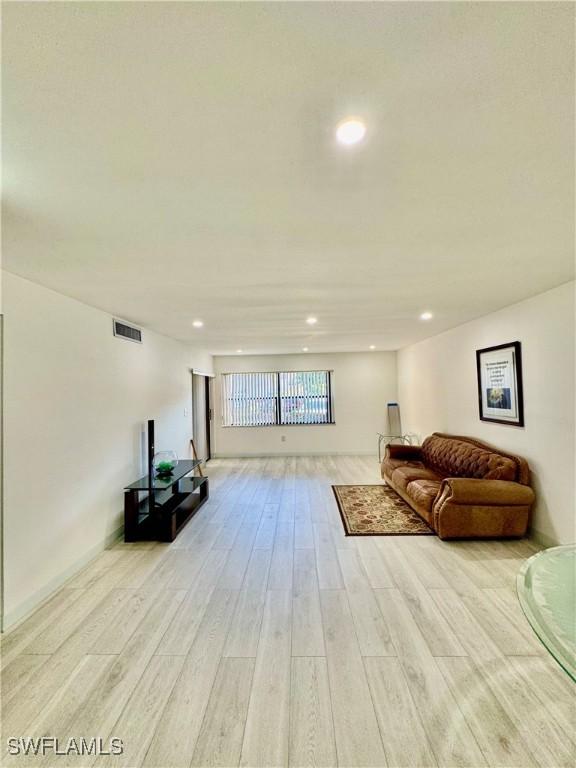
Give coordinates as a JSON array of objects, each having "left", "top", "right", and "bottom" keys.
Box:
[
  {"left": 406, "top": 478, "right": 442, "bottom": 520},
  {"left": 382, "top": 457, "right": 425, "bottom": 476},
  {"left": 391, "top": 465, "right": 443, "bottom": 492},
  {"left": 421, "top": 434, "right": 517, "bottom": 481}
]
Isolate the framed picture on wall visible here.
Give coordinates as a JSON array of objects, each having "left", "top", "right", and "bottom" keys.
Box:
[{"left": 476, "top": 341, "right": 524, "bottom": 427}]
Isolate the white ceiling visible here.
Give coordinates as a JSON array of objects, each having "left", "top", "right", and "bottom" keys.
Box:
[{"left": 3, "top": 2, "right": 574, "bottom": 354}]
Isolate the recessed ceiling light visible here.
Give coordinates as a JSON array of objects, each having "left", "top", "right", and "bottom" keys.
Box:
[
  {"left": 306, "top": 316, "right": 318, "bottom": 325},
  {"left": 236, "top": 349, "right": 243, "bottom": 354},
  {"left": 302, "top": 347, "right": 309, "bottom": 352},
  {"left": 369, "top": 345, "right": 376, "bottom": 350},
  {"left": 192, "top": 320, "right": 204, "bottom": 328},
  {"left": 336, "top": 118, "right": 366, "bottom": 146},
  {"left": 420, "top": 312, "right": 433, "bottom": 321}
]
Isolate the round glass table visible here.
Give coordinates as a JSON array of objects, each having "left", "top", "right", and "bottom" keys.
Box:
[{"left": 517, "top": 545, "right": 576, "bottom": 681}]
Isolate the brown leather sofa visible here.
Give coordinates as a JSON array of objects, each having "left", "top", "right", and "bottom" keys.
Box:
[{"left": 381, "top": 432, "right": 534, "bottom": 539}]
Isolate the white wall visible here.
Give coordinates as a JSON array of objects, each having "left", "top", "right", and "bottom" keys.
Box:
[
  {"left": 398, "top": 282, "right": 575, "bottom": 546},
  {"left": 213, "top": 352, "right": 397, "bottom": 456},
  {"left": 189, "top": 349, "right": 214, "bottom": 378},
  {"left": 2, "top": 271, "right": 212, "bottom": 627}
]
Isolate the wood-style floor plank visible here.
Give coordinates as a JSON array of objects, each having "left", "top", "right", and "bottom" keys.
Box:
[
  {"left": 437, "top": 655, "right": 537, "bottom": 768},
  {"left": 0, "top": 588, "right": 84, "bottom": 668},
  {"left": 223, "top": 590, "right": 266, "bottom": 658},
  {"left": 156, "top": 548, "right": 228, "bottom": 656},
  {"left": 313, "top": 523, "right": 344, "bottom": 590},
  {"left": 57, "top": 589, "right": 186, "bottom": 767},
  {"left": 375, "top": 588, "right": 487, "bottom": 767},
  {"left": 376, "top": 539, "right": 466, "bottom": 657},
  {"left": 95, "top": 655, "right": 184, "bottom": 767},
  {"left": 143, "top": 590, "right": 238, "bottom": 768},
  {"left": 292, "top": 549, "right": 325, "bottom": 657},
  {"left": 319, "top": 590, "right": 387, "bottom": 767},
  {"left": 21, "top": 586, "right": 129, "bottom": 655},
  {"left": 289, "top": 657, "right": 337, "bottom": 768},
  {"left": 268, "top": 521, "right": 295, "bottom": 590},
  {"left": 191, "top": 657, "right": 255, "bottom": 768},
  {"left": 430, "top": 588, "right": 576, "bottom": 767},
  {"left": 364, "top": 657, "right": 437, "bottom": 768},
  {"left": 217, "top": 519, "right": 260, "bottom": 589},
  {"left": 253, "top": 504, "right": 278, "bottom": 549},
  {"left": 354, "top": 537, "right": 395, "bottom": 589},
  {"left": 1, "top": 653, "right": 50, "bottom": 708},
  {"left": 89, "top": 584, "right": 165, "bottom": 654},
  {"left": 3, "top": 654, "right": 116, "bottom": 767},
  {"left": 240, "top": 590, "right": 292, "bottom": 768},
  {"left": 336, "top": 548, "right": 395, "bottom": 656},
  {"left": 505, "top": 654, "right": 576, "bottom": 735},
  {"left": 241, "top": 547, "right": 272, "bottom": 592},
  {"left": 2, "top": 589, "right": 134, "bottom": 737}
]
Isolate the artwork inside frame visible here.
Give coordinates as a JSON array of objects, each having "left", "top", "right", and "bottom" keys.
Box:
[{"left": 476, "top": 341, "right": 524, "bottom": 427}]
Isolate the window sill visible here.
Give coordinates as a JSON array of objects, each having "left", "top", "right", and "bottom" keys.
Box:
[{"left": 222, "top": 422, "right": 336, "bottom": 428}]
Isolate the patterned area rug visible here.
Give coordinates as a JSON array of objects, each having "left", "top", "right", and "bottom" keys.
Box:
[{"left": 332, "top": 484, "right": 434, "bottom": 536}]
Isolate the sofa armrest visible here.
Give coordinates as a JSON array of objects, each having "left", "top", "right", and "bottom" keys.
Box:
[
  {"left": 385, "top": 444, "right": 422, "bottom": 461},
  {"left": 438, "top": 477, "right": 535, "bottom": 506}
]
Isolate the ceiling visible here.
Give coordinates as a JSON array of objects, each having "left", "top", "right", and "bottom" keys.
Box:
[{"left": 3, "top": 2, "right": 574, "bottom": 354}]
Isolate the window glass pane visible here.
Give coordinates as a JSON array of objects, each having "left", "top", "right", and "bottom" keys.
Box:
[
  {"left": 221, "top": 370, "right": 333, "bottom": 427},
  {"left": 279, "top": 371, "right": 330, "bottom": 424},
  {"left": 222, "top": 372, "right": 277, "bottom": 426}
]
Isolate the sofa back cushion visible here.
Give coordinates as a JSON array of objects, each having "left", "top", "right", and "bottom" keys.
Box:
[{"left": 421, "top": 433, "right": 518, "bottom": 481}]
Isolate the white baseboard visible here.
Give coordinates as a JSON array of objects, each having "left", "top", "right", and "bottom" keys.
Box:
[
  {"left": 212, "top": 450, "right": 378, "bottom": 458},
  {"left": 2, "top": 524, "right": 124, "bottom": 632}
]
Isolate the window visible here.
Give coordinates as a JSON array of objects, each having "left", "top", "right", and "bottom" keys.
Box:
[
  {"left": 221, "top": 371, "right": 333, "bottom": 427},
  {"left": 279, "top": 371, "right": 333, "bottom": 425}
]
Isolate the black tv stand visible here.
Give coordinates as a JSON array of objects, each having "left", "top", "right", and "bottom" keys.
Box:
[{"left": 124, "top": 460, "right": 208, "bottom": 542}]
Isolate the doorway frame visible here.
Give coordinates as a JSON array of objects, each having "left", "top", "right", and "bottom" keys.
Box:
[
  {"left": 190, "top": 369, "right": 215, "bottom": 465},
  {"left": 204, "top": 376, "right": 212, "bottom": 461}
]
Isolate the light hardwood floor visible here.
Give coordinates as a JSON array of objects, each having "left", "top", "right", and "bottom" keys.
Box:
[{"left": 1, "top": 456, "right": 575, "bottom": 767}]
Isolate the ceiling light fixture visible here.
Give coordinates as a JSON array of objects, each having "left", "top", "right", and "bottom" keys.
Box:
[
  {"left": 336, "top": 118, "right": 366, "bottom": 146},
  {"left": 236, "top": 349, "right": 243, "bottom": 354},
  {"left": 306, "top": 316, "right": 318, "bottom": 325},
  {"left": 192, "top": 320, "right": 204, "bottom": 328},
  {"left": 369, "top": 345, "right": 376, "bottom": 350},
  {"left": 420, "top": 312, "right": 433, "bottom": 321},
  {"left": 302, "top": 347, "right": 309, "bottom": 352}
]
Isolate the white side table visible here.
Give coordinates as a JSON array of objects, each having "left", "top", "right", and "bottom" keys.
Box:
[{"left": 377, "top": 432, "right": 414, "bottom": 463}]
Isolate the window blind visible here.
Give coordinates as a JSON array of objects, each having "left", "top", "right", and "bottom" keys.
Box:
[
  {"left": 221, "top": 371, "right": 333, "bottom": 427},
  {"left": 221, "top": 372, "right": 278, "bottom": 426},
  {"left": 279, "top": 371, "right": 331, "bottom": 424}
]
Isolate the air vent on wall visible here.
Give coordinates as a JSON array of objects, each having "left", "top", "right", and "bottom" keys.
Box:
[{"left": 113, "top": 319, "right": 142, "bottom": 343}]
